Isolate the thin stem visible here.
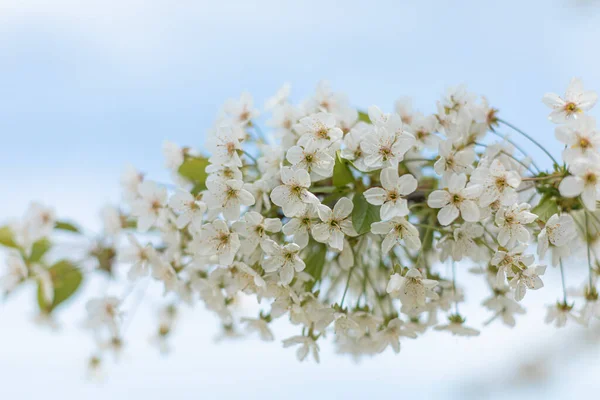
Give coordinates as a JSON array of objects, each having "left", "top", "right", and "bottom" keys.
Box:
[
  {"left": 498, "top": 118, "right": 560, "bottom": 167},
  {"left": 490, "top": 126, "right": 541, "bottom": 172},
  {"left": 340, "top": 266, "right": 356, "bottom": 308},
  {"left": 250, "top": 122, "right": 269, "bottom": 144},
  {"left": 585, "top": 212, "right": 595, "bottom": 291},
  {"left": 452, "top": 261, "right": 459, "bottom": 314},
  {"left": 559, "top": 258, "right": 568, "bottom": 304},
  {"left": 241, "top": 150, "right": 258, "bottom": 165}
]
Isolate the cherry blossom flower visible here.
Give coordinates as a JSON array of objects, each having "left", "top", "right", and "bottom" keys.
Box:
[
  {"left": 386, "top": 268, "right": 439, "bottom": 314},
  {"left": 221, "top": 92, "right": 259, "bottom": 126},
  {"left": 208, "top": 125, "right": 244, "bottom": 167},
  {"left": 433, "top": 140, "right": 475, "bottom": 180},
  {"left": 434, "top": 314, "right": 480, "bottom": 337},
  {"left": 364, "top": 168, "right": 417, "bottom": 220},
  {"left": 545, "top": 302, "right": 584, "bottom": 328},
  {"left": 168, "top": 189, "right": 207, "bottom": 229},
  {"left": 537, "top": 213, "right": 577, "bottom": 263},
  {"left": 312, "top": 198, "right": 357, "bottom": 251},
  {"left": 555, "top": 116, "right": 600, "bottom": 163},
  {"left": 559, "top": 160, "right": 600, "bottom": 211},
  {"left": 294, "top": 112, "right": 343, "bottom": 148},
  {"left": 130, "top": 181, "right": 168, "bottom": 232},
  {"left": 192, "top": 220, "right": 241, "bottom": 266},
  {"left": 85, "top": 296, "right": 122, "bottom": 335},
  {"left": 270, "top": 167, "right": 320, "bottom": 217},
  {"left": 495, "top": 203, "right": 537, "bottom": 247},
  {"left": 427, "top": 173, "right": 482, "bottom": 226},
  {"left": 361, "top": 119, "right": 415, "bottom": 169},
  {"left": 542, "top": 78, "right": 597, "bottom": 123},
  {"left": 282, "top": 335, "right": 320, "bottom": 363},
  {"left": 370, "top": 217, "right": 421, "bottom": 253},
  {"left": 262, "top": 239, "right": 305, "bottom": 285},
  {"left": 281, "top": 205, "right": 318, "bottom": 248},
  {"left": 204, "top": 178, "right": 255, "bottom": 221},
  {"left": 232, "top": 211, "right": 282, "bottom": 255},
  {"left": 508, "top": 263, "right": 546, "bottom": 302},
  {"left": 286, "top": 141, "right": 335, "bottom": 181},
  {"left": 470, "top": 159, "right": 521, "bottom": 207},
  {"left": 1, "top": 252, "right": 28, "bottom": 294}
]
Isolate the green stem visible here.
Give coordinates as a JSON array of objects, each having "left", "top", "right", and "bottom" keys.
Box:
[
  {"left": 498, "top": 118, "right": 560, "bottom": 167},
  {"left": 490, "top": 126, "right": 541, "bottom": 172},
  {"left": 585, "top": 212, "right": 595, "bottom": 291},
  {"left": 559, "top": 258, "right": 568, "bottom": 304}
]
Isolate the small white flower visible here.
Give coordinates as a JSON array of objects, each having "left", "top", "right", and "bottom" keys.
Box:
[
  {"left": 495, "top": 203, "right": 537, "bottom": 247},
  {"left": 361, "top": 117, "right": 415, "bottom": 169},
  {"left": 370, "top": 217, "right": 421, "bottom": 253},
  {"left": 232, "top": 211, "right": 282, "bottom": 255},
  {"left": 491, "top": 244, "right": 535, "bottom": 288},
  {"left": 281, "top": 205, "right": 318, "bottom": 248},
  {"left": 208, "top": 125, "right": 244, "bottom": 167},
  {"left": 294, "top": 112, "right": 343, "bottom": 148},
  {"left": 434, "top": 315, "right": 480, "bottom": 337},
  {"left": 363, "top": 168, "right": 417, "bottom": 220},
  {"left": 85, "top": 296, "right": 122, "bottom": 335},
  {"left": 120, "top": 164, "right": 144, "bottom": 201},
  {"left": 555, "top": 116, "right": 600, "bottom": 163},
  {"left": 241, "top": 317, "right": 274, "bottom": 341},
  {"left": 204, "top": 179, "right": 255, "bottom": 221},
  {"left": 508, "top": 263, "right": 546, "bottom": 302},
  {"left": 340, "top": 123, "right": 372, "bottom": 172},
  {"left": 222, "top": 92, "right": 259, "bottom": 126},
  {"left": 168, "top": 189, "right": 207, "bottom": 229},
  {"left": 386, "top": 268, "right": 439, "bottom": 314},
  {"left": 119, "top": 235, "right": 160, "bottom": 280},
  {"left": 264, "top": 82, "right": 291, "bottom": 110},
  {"left": 447, "top": 223, "right": 484, "bottom": 261},
  {"left": 286, "top": 141, "right": 335, "bottom": 181},
  {"left": 282, "top": 335, "right": 320, "bottom": 363},
  {"left": 312, "top": 197, "right": 357, "bottom": 251},
  {"left": 130, "top": 181, "right": 168, "bottom": 232},
  {"left": 1, "top": 252, "right": 28, "bottom": 294},
  {"left": 262, "top": 239, "right": 305, "bottom": 285},
  {"left": 542, "top": 78, "right": 597, "bottom": 124},
  {"left": 270, "top": 167, "right": 320, "bottom": 217},
  {"left": 427, "top": 173, "right": 482, "bottom": 226},
  {"left": 559, "top": 160, "right": 600, "bottom": 211},
  {"left": 433, "top": 140, "right": 475, "bottom": 180},
  {"left": 192, "top": 220, "right": 241, "bottom": 266},
  {"left": 545, "top": 302, "right": 583, "bottom": 328},
  {"left": 537, "top": 213, "right": 577, "bottom": 260},
  {"left": 470, "top": 159, "right": 521, "bottom": 207},
  {"left": 162, "top": 141, "right": 185, "bottom": 171},
  {"left": 374, "top": 318, "right": 418, "bottom": 354}
]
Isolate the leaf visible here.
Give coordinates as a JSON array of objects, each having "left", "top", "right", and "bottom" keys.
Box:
[
  {"left": 28, "top": 239, "right": 51, "bottom": 263},
  {"left": 333, "top": 151, "right": 354, "bottom": 188},
  {"left": 37, "top": 260, "right": 83, "bottom": 313},
  {"left": 0, "top": 226, "right": 19, "bottom": 249},
  {"left": 304, "top": 243, "right": 327, "bottom": 289},
  {"left": 352, "top": 193, "right": 380, "bottom": 235},
  {"left": 357, "top": 110, "right": 371, "bottom": 124},
  {"left": 532, "top": 195, "right": 559, "bottom": 223},
  {"left": 178, "top": 156, "right": 210, "bottom": 191},
  {"left": 55, "top": 221, "right": 81, "bottom": 233}
]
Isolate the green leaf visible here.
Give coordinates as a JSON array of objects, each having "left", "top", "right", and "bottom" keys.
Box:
[
  {"left": 0, "top": 226, "right": 19, "bottom": 249},
  {"left": 28, "top": 238, "right": 51, "bottom": 263},
  {"left": 55, "top": 221, "right": 81, "bottom": 233},
  {"left": 333, "top": 152, "right": 354, "bottom": 188},
  {"left": 532, "top": 195, "right": 559, "bottom": 223},
  {"left": 37, "top": 260, "right": 83, "bottom": 313},
  {"left": 357, "top": 110, "right": 371, "bottom": 124},
  {"left": 304, "top": 242, "right": 327, "bottom": 289},
  {"left": 352, "top": 193, "right": 380, "bottom": 235},
  {"left": 178, "top": 156, "right": 210, "bottom": 191}
]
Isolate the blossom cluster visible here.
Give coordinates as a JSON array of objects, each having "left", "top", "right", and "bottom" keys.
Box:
[{"left": 2, "top": 79, "right": 600, "bottom": 373}]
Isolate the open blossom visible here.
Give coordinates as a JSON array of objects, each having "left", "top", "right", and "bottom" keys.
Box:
[
  {"left": 262, "top": 239, "right": 305, "bottom": 285},
  {"left": 286, "top": 141, "right": 335, "bottom": 181},
  {"left": 409, "top": 113, "right": 440, "bottom": 150},
  {"left": 443, "top": 223, "right": 484, "bottom": 262},
  {"left": 162, "top": 141, "right": 185, "bottom": 171},
  {"left": 495, "top": 203, "right": 537, "bottom": 247},
  {"left": 374, "top": 318, "right": 418, "bottom": 354},
  {"left": 168, "top": 189, "right": 207, "bottom": 229},
  {"left": 386, "top": 268, "right": 439, "bottom": 314},
  {"left": 270, "top": 167, "right": 320, "bottom": 217},
  {"left": 427, "top": 173, "right": 481, "bottom": 226},
  {"left": 559, "top": 160, "right": 600, "bottom": 211},
  {"left": 1, "top": 252, "right": 28, "bottom": 294},
  {"left": 312, "top": 198, "right": 357, "bottom": 251},
  {"left": 555, "top": 116, "right": 600, "bottom": 163},
  {"left": 542, "top": 77, "right": 597, "bottom": 123},
  {"left": 85, "top": 296, "right": 122, "bottom": 335},
  {"left": 371, "top": 217, "right": 421, "bottom": 253},
  {"left": 192, "top": 220, "right": 241, "bottom": 266},
  {"left": 204, "top": 178, "right": 255, "bottom": 221},
  {"left": 537, "top": 213, "right": 577, "bottom": 262},
  {"left": 208, "top": 125, "right": 244, "bottom": 167},
  {"left": 222, "top": 92, "right": 259, "bottom": 126},
  {"left": 232, "top": 211, "right": 282, "bottom": 255},
  {"left": 119, "top": 235, "right": 160, "bottom": 280},
  {"left": 433, "top": 140, "right": 475, "bottom": 180},
  {"left": 492, "top": 244, "right": 535, "bottom": 288},
  {"left": 508, "top": 263, "right": 546, "bottom": 302},
  {"left": 470, "top": 159, "right": 521, "bottom": 207},
  {"left": 363, "top": 168, "right": 417, "bottom": 220},
  {"left": 130, "top": 181, "right": 168, "bottom": 232},
  {"left": 294, "top": 112, "right": 343, "bottom": 148},
  {"left": 545, "top": 303, "right": 583, "bottom": 328},
  {"left": 283, "top": 335, "right": 320, "bottom": 363},
  {"left": 434, "top": 315, "right": 480, "bottom": 337},
  {"left": 361, "top": 120, "right": 415, "bottom": 169},
  {"left": 282, "top": 205, "right": 318, "bottom": 248},
  {"left": 340, "top": 123, "right": 372, "bottom": 172}
]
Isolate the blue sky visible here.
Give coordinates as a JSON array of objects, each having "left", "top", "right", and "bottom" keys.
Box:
[{"left": 1, "top": 0, "right": 600, "bottom": 398}]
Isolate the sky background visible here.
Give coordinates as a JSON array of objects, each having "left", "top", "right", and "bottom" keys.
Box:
[{"left": 1, "top": 0, "right": 600, "bottom": 398}]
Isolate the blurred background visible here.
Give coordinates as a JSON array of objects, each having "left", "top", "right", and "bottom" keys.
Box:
[{"left": 1, "top": 0, "right": 600, "bottom": 398}]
